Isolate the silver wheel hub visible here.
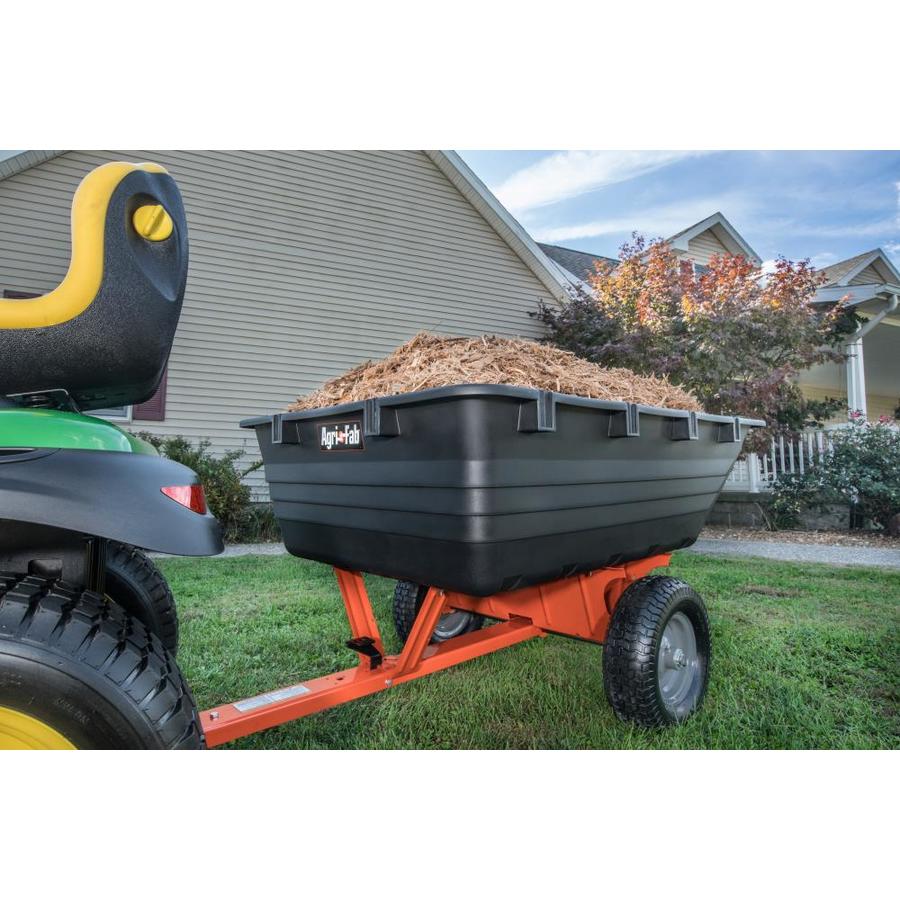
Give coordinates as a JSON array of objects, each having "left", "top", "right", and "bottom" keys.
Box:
[
  {"left": 658, "top": 612, "right": 700, "bottom": 714},
  {"left": 434, "top": 610, "right": 474, "bottom": 641}
]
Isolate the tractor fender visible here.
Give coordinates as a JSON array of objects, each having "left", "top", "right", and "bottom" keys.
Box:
[{"left": 0, "top": 448, "right": 223, "bottom": 556}]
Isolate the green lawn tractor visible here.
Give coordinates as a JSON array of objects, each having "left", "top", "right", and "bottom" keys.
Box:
[{"left": 0, "top": 162, "right": 222, "bottom": 749}]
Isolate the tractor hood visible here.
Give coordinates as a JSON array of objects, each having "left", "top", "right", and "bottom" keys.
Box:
[{"left": 0, "top": 408, "right": 157, "bottom": 454}]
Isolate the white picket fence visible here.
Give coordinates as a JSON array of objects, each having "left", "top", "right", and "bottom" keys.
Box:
[{"left": 723, "top": 429, "right": 834, "bottom": 493}]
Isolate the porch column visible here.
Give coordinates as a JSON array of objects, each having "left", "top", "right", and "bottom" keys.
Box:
[{"left": 845, "top": 336, "right": 867, "bottom": 418}]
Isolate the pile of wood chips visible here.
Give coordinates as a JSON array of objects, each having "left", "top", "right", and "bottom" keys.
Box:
[{"left": 289, "top": 332, "right": 700, "bottom": 412}]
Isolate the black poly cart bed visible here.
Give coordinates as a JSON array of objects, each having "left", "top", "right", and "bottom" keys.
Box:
[{"left": 242, "top": 384, "right": 763, "bottom": 596}]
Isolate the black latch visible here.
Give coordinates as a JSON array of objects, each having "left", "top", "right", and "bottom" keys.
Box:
[
  {"left": 669, "top": 412, "right": 699, "bottom": 441},
  {"left": 517, "top": 390, "right": 556, "bottom": 433},
  {"left": 363, "top": 399, "right": 401, "bottom": 437},
  {"left": 346, "top": 636, "right": 383, "bottom": 670},
  {"left": 609, "top": 403, "right": 640, "bottom": 438}
]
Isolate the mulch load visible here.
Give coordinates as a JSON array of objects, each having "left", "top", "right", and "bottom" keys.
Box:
[{"left": 289, "top": 332, "right": 700, "bottom": 412}]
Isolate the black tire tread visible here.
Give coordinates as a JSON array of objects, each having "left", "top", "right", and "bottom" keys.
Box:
[
  {"left": 603, "top": 575, "right": 710, "bottom": 728},
  {"left": 0, "top": 573, "right": 203, "bottom": 749},
  {"left": 105, "top": 541, "right": 179, "bottom": 655},
  {"left": 392, "top": 580, "right": 424, "bottom": 644}
]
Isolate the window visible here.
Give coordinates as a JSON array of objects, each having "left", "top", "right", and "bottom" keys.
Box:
[
  {"left": 132, "top": 369, "right": 168, "bottom": 421},
  {"left": 91, "top": 405, "right": 133, "bottom": 421}
]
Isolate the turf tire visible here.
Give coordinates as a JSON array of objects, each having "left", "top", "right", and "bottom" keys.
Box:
[
  {"left": 392, "top": 581, "right": 485, "bottom": 644},
  {"left": 603, "top": 575, "right": 710, "bottom": 727},
  {"left": 104, "top": 541, "right": 179, "bottom": 655},
  {"left": 0, "top": 573, "right": 204, "bottom": 749}
]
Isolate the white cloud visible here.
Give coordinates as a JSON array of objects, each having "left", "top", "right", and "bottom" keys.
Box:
[
  {"left": 532, "top": 194, "right": 753, "bottom": 244},
  {"left": 761, "top": 252, "right": 835, "bottom": 276},
  {"left": 492, "top": 150, "right": 711, "bottom": 214},
  {"left": 809, "top": 252, "right": 838, "bottom": 268}
]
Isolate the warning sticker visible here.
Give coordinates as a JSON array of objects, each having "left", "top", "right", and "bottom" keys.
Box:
[{"left": 233, "top": 684, "right": 311, "bottom": 712}]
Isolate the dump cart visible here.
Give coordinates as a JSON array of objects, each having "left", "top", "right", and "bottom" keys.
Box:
[{"left": 0, "top": 161, "right": 761, "bottom": 749}]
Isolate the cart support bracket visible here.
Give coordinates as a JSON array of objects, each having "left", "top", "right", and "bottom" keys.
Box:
[{"left": 200, "top": 553, "right": 671, "bottom": 747}]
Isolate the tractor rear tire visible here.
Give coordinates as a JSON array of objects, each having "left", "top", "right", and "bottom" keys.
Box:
[
  {"left": 105, "top": 541, "right": 179, "bottom": 655},
  {"left": 603, "top": 575, "right": 710, "bottom": 728},
  {"left": 0, "top": 573, "right": 204, "bottom": 749},
  {"left": 392, "top": 581, "right": 485, "bottom": 644}
]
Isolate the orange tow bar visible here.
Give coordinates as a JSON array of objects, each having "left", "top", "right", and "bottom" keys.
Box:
[{"left": 201, "top": 553, "right": 670, "bottom": 747}]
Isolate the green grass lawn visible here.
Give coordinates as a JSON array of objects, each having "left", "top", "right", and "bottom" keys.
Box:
[{"left": 157, "top": 553, "right": 900, "bottom": 750}]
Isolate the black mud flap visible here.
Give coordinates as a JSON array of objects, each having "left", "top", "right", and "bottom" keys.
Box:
[{"left": 0, "top": 448, "right": 223, "bottom": 557}]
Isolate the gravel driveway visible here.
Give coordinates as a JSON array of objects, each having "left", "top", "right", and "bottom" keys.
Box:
[{"left": 685, "top": 538, "right": 900, "bottom": 569}]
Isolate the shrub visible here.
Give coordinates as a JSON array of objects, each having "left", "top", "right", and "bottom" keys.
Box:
[
  {"left": 242, "top": 502, "right": 282, "bottom": 543},
  {"left": 135, "top": 433, "right": 280, "bottom": 543},
  {"left": 770, "top": 417, "right": 900, "bottom": 533},
  {"left": 768, "top": 471, "right": 823, "bottom": 530}
]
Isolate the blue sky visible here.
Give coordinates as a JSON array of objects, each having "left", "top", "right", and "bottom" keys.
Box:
[{"left": 460, "top": 151, "right": 900, "bottom": 270}]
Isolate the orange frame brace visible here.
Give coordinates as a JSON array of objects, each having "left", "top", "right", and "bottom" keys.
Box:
[{"left": 201, "top": 553, "right": 670, "bottom": 747}]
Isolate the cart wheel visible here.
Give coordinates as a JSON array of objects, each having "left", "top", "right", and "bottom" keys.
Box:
[
  {"left": 393, "top": 581, "right": 485, "bottom": 644},
  {"left": 105, "top": 541, "right": 179, "bottom": 655},
  {"left": 0, "top": 574, "right": 204, "bottom": 749},
  {"left": 603, "top": 575, "right": 710, "bottom": 727}
]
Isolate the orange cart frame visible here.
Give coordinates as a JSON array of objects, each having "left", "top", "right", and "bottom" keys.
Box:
[{"left": 201, "top": 553, "right": 671, "bottom": 747}]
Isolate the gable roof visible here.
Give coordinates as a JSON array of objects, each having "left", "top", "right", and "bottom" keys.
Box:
[
  {"left": 537, "top": 211, "right": 763, "bottom": 288},
  {"left": 819, "top": 248, "right": 900, "bottom": 287},
  {"left": 666, "top": 212, "right": 762, "bottom": 264},
  {"left": 0, "top": 149, "right": 571, "bottom": 303},
  {"left": 537, "top": 243, "right": 618, "bottom": 285},
  {"left": 425, "top": 152, "right": 573, "bottom": 300}
]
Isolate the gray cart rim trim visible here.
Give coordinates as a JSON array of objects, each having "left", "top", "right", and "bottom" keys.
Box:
[
  {"left": 239, "top": 383, "right": 766, "bottom": 430},
  {"left": 657, "top": 611, "right": 700, "bottom": 713}
]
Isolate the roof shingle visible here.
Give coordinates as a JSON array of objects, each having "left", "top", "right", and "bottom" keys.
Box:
[
  {"left": 819, "top": 250, "right": 878, "bottom": 286},
  {"left": 537, "top": 243, "right": 618, "bottom": 284}
]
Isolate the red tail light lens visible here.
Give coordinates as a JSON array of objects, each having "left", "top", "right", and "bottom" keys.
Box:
[{"left": 161, "top": 484, "right": 207, "bottom": 514}]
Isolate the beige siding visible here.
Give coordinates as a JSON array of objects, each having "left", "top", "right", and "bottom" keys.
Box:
[
  {"left": 0, "top": 151, "right": 553, "bottom": 497},
  {"left": 684, "top": 230, "right": 730, "bottom": 265},
  {"left": 799, "top": 384, "right": 896, "bottom": 423},
  {"left": 799, "top": 383, "right": 849, "bottom": 424},
  {"left": 866, "top": 394, "right": 898, "bottom": 420},
  {"left": 849, "top": 263, "right": 883, "bottom": 285}
]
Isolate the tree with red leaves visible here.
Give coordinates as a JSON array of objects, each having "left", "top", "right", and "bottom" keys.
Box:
[{"left": 535, "top": 236, "right": 858, "bottom": 440}]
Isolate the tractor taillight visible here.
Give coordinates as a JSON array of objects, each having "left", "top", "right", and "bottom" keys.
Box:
[{"left": 161, "top": 484, "right": 207, "bottom": 514}]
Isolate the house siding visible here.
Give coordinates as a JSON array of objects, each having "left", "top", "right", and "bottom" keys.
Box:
[
  {"left": 849, "top": 263, "right": 883, "bottom": 285},
  {"left": 684, "top": 230, "right": 730, "bottom": 264},
  {"left": 0, "top": 151, "right": 553, "bottom": 496}
]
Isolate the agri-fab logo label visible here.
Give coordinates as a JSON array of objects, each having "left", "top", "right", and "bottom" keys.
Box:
[{"left": 319, "top": 419, "right": 364, "bottom": 452}]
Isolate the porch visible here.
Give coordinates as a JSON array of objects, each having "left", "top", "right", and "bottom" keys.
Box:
[{"left": 726, "top": 272, "right": 899, "bottom": 495}]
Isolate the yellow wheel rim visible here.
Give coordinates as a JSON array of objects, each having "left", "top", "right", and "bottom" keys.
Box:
[{"left": 0, "top": 706, "right": 76, "bottom": 750}]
